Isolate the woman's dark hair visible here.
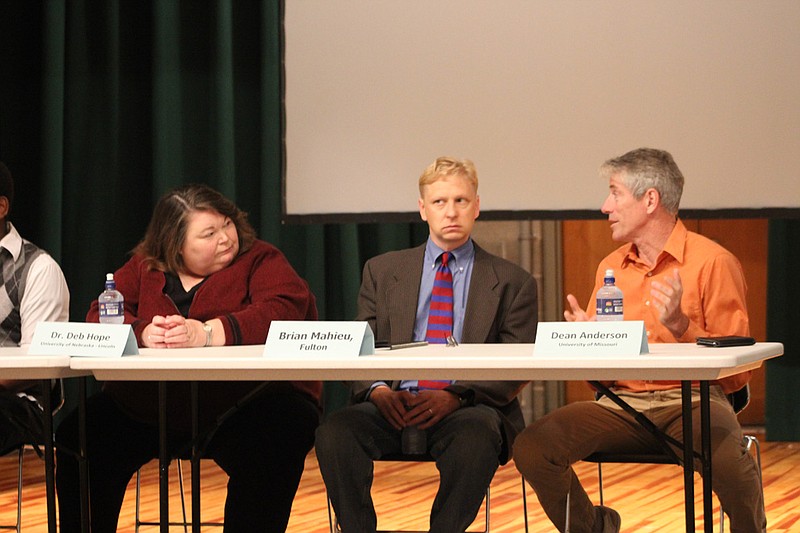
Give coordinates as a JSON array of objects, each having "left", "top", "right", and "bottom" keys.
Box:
[{"left": 133, "top": 184, "right": 257, "bottom": 273}]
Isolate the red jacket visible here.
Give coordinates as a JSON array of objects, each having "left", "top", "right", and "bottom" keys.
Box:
[{"left": 87, "top": 240, "right": 321, "bottom": 429}]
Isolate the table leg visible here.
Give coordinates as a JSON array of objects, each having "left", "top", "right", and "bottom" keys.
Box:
[
  {"left": 78, "top": 376, "right": 90, "bottom": 533},
  {"left": 159, "top": 381, "right": 169, "bottom": 533},
  {"left": 191, "top": 381, "right": 201, "bottom": 533},
  {"left": 41, "top": 380, "right": 57, "bottom": 533},
  {"left": 700, "top": 381, "right": 713, "bottom": 533},
  {"left": 680, "top": 381, "right": 694, "bottom": 533}
]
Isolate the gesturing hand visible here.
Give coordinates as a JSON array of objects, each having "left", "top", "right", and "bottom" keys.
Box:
[
  {"left": 564, "top": 294, "right": 593, "bottom": 322},
  {"left": 650, "top": 268, "right": 689, "bottom": 338}
]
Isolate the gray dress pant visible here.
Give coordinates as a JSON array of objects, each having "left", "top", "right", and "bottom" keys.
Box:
[
  {"left": 513, "top": 387, "right": 765, "bottom": 533},
  {"left": 315, "top": 402, "right": 503, "bottom": 533}
]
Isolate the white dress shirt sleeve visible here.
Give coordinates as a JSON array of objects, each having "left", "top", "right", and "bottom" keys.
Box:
[{"left": 19, "top": 253, "right": 70, "bottom": 345}]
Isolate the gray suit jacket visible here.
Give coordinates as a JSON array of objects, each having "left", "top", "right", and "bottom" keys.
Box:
[{"left": 353, "top": 242, "right": 538, "bottom": 463}]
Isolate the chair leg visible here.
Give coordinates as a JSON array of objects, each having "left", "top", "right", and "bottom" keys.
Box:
[
  {"left": 749, "top": 435, "right": 765, "bottom": 531},
  {"left": 4, "top": 446, "right": 23, "bottom": 533},
  {"left": 0, "top": 446, "right": 24, "bottom": 533},
  {"left": 597, "top": 462, "right": 605, "bottom": 506},
  {"left": 176, "top": 459, "right": 188, "bottom": 533},
  {"left": 326, "top": 485, "right": 491, "bottom": 533},
  {"left": 156, "top": 459, "right": 227, "bottom": 529},
  {"left": 484, "top": 485, "right": 490, "bottom": 533},
  {"left": 326, "top": 495, "right": 338, "bottom": 533},
  {"left": 745, "top": 435, "right": 763, "bottom": 483},
  {"left": 521, "top": 476, "right": 529, "bottom": 533},
  {"left": 134, "top": 460, "right": 191, "bottom": 531},
  {"left": 566, "top": 461, "right": 609, "bottom": 533},
  {"left": 135, "top": 468, "right": 143, "bottom": 533},
  {"left": 16, "top": 446, "right": 22, "bottom": 533}
]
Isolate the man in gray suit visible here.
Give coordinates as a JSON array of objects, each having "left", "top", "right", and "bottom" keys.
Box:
[{"left": 315, "top": 156, "right": 538, "bottom": 533}]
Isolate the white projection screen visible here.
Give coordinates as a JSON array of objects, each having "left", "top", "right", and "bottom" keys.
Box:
[{"left": 282, "top": 1, "right": 800, "bottom": 222}]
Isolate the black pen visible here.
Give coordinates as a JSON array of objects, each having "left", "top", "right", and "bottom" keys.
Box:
[{"left": 390, "top": 341, "right": 428, "bottom": 350}]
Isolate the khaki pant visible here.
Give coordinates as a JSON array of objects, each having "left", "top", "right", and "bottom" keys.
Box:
[{"left": 513, "top": 387, "right": 765, "bottom": 533}]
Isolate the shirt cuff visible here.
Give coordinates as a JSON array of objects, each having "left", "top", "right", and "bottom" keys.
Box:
[{"left": 366, "top": 381, "right": 390, "bottom": 400}]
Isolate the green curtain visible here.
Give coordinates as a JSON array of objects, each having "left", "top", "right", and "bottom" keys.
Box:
[
  {"left": 0, "top": 0, "right": 425, "bottom": 417},
  {"left": 765, "top": 220, "right": 800, "bottom": 440}
]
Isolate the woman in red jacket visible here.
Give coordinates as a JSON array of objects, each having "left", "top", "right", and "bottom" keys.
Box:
[{"left": 56, "top": 184, "right": 321, "bottom": 533}]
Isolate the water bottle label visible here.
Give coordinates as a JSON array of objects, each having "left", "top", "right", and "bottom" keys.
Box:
[
  {"left": 596, "top": 297, "right": 623, "bottom": 317},
  {"left": 100, "top": 302, "right": 124, "bottom": 317}
]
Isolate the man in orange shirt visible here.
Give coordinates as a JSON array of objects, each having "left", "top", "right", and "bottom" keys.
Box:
[{"left": 514, "top": 148, "right": 764, "bottom": 533}]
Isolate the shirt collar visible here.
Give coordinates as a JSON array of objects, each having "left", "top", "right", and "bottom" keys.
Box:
[
  {"left": 661, "top": 219, "right": 688, "bottom": 263},
  {"left": 622, "top": 219, "right": 687, "bottom": 267},
  {"left": 424, "top": 238, "right": 475, "bottom": 269},
  {"left": 0, "top": 222, "right": 23, "bottom": 261}
]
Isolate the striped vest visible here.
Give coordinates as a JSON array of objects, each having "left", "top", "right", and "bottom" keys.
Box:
[{"left": 0, "top": 240, "right": 44, "bottom": 347}]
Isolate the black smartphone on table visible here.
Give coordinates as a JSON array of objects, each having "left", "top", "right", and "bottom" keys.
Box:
[{"left": 696, "top": 335, "right": 756, "bottom": 347}]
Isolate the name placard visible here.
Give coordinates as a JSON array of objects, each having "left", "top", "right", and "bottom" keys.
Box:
[
  {"left": 534, "top": 320, "right": 649, "bottom": 356},
  {"left": 29, "top": 321, "right": 139, "bottom": 357},
  {"left": 264, "top": 321, "right": 374, "bottom": 358}
]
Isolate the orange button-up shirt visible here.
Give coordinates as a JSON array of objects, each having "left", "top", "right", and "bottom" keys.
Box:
[{"left": 586, "top": 219, "right": 751, "bottom": 394}]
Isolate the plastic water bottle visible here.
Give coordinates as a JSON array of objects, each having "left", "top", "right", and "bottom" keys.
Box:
[
  {"left": 98, "top": 273, "right": 125, "bottom": 324},
  {"left": 596, "top": 269, "right": 623, "bottom": 321},
  {"left": 401, "top": 387, "right": 427, "bottom": 454}
]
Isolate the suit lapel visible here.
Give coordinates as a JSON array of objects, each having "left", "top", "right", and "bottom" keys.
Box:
[
  {"left": 462, "top": 246, "right": 500, "bottom": 343},
  {"left": 387, "top": 245, "right": 425, "bottom": 343}
]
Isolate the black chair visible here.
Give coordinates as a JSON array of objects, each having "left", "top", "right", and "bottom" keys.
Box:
[
  {"left": 0, "top": 446, "right": 24, "bottom": 532},
  {"left": 326, "top": 453, "right": 492, "bottom": 533},
  {"left": 135, "top": 381, "right": 275, "bottom": 531},
  {"left": 134, "top": 458, "right": 224, "bottom": 531},
  {"left": 0, "top": 380, "right": 64, "bottom": 533},
  {"left": 575, "top": 385, "right": 763, "bottom": 533}
]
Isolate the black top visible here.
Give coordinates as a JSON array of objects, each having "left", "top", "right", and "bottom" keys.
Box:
[{"left": 163, "top": 272, "right": 206, "bottom": 317}]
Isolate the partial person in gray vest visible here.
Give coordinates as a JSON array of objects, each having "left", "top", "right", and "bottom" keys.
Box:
[{"left": 0, "top": 161, "right": 70, "bottom": 455}]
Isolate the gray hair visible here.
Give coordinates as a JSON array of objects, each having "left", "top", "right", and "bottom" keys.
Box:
[{"left": 599, "top": 148, "right": 684, "bottom": 215}]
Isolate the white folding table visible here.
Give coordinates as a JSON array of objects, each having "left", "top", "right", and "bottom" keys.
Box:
[
  {"left": 1, "top": 347, "right": 88, "bottom": 533},
  {"left": 71, "top": 341, "right": 784, "bottom": 533}
]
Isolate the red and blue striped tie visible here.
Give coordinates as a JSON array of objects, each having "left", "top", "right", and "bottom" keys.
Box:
[{"left": 425, "top": 252, "right": 454, "bottom": 344}]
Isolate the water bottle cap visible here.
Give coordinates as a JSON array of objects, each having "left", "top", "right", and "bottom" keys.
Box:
[
  {"left": 106, "top": 273, "right": 114, "bottom": 281},
  {"left": 604, "top": 269, "right": 614, "bottom": 277}
]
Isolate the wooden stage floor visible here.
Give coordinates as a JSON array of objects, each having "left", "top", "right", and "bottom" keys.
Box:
[{"left": 1, "top": 435, "right": 799, "bottom": 532}]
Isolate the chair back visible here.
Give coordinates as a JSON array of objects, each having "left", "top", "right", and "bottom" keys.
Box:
[{"left": 727, "top": 383, "right": 750, "bottom": 414}]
